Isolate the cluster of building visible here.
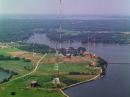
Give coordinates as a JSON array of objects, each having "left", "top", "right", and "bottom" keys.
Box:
[{"left": 58, "top": 47, "right": 97, "bottom": 59}]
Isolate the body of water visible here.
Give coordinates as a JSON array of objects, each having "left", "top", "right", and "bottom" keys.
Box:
[
  {"left": 64, "top": 44, "right": 130, "bottom": 97},
  {"left": 27, "top": 33, "right": 130, "bottom": 97},
  {"left": 27, "top": 33, "right": 82, "bottom": 48},
  {"left": 0, "top": 70, "right": 11, "bottom": 83}
]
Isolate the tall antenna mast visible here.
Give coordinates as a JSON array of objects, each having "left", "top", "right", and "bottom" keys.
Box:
[
  {"left": 59, "top": 0, "right": 62, "bottom": 49},
  {"left": 52, "top": 0, "right": 63, "bottom": 84},
  {"left": 32, "top": 33, "right": 35, "bottom": 57},
  {"left": 32, "top": 32, "right": 35, "bottom": 67},
  {"left": 88, "top": 32, "right": 90, "bottom": 52},
  {"left": 93, "top": 33, "right": 96, "bottom": 53},
  {"left": 55, "top": 0, "right": 62, "bottom": 55}
]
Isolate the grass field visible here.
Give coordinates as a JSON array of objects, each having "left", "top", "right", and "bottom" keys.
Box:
[
  {"left": 0, "top": 48, "right": 20, "bottom": 56},
  {"left": 37, "top": 63, "right": 97, "bottom": 74},
  {"left": 0, "top": 75, "right": 65, "bottom": 97},
  {"left": 0, "top": 60, "right": 32, "bottom": 75},
  {"left": 0, "top": 45, "right": 102, "bottom": 97},
  {"left": 0, "top": 47, "right": 66, "bottom": 97}
]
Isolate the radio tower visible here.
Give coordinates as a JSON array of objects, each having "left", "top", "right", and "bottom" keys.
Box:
[
  {"left": 52, "top": 0, "right": 63, "bottom": 86},
  {"left": 59, "top": 0, "right": 62, "bottom": 49},
  {"left": 55, "top": 0, "right": 62, "bottom": 56},
  {"left": 32, "top": 32, "right": 35, "bottom": 67}
]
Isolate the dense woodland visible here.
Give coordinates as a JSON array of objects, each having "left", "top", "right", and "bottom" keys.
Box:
[
  {"left": 19, "top": 43, "right": 55, "bottom": 54},
  {"left": 0, "top": 18, "right": 130, "bottom": 44}
]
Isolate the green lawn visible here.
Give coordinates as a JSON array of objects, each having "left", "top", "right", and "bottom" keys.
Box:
[
  {"left": 37, "top": 62, "right": 95, "bottom": 74},
  {"left": 0, "top": 47, "right": 33, "bottom": 75},
  {"left": 0, "top": 47, "right": 65, "bottom": 97},
  {"left": 0, "top": 75, "right": 65, "bottom": 97},
  {"left": 0, "top": 48, "right": 20, "bottom": 56},
  {"left": 0, "top": 60, "right": 32, "bottom": 75},
  {"left": 0, "top": 47, "right": 102, "bottom": 97}
]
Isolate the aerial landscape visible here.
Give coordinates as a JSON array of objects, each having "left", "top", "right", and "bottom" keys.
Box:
[{"left": 0, "top": 0, "right": 130, "bottom": 97}]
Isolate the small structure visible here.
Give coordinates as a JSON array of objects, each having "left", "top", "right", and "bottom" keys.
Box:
[
  {"left": 30, "top": 81, "right": 38, "bottom": 87},
  {"left": 92, "top": 54, "right": 97, "bottom": 58},
  {"left": 90, "top": 61, "right": 97, "bottom": 67},
  {"left": 11, "top": 92, "right": 16, "bottom": 96},
  {"left": 83, "top": 51, "right": 89, "bottom": 56},
  {"left": 52, "top": 77, "right": 60, "bottom": 85},
  {"left": 65, "top": 53, "right": 71, "bottom": 59}
]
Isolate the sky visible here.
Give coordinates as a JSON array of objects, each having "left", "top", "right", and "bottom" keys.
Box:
[{"left": 0, "top": 0, "right": 130, "bottom": 16}]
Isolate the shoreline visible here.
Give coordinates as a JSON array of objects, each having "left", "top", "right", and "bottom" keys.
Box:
[
  {"left": 60, "top": 68, "right": 103, "bottom": 97},
  {"left": 0, "top": 67, "right": 17, "bottom": 84}
]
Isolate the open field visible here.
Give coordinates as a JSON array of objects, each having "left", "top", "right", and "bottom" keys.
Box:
[
  {"left": 10, "top": 51, "right": 43, "bottom": 65},
  {"left": 0, "top": 48, "right": 20, "bottom": 56},
  {"left": 0, "top": 60, "right": 32, "bottom": 75},
  {"left": 0, "top": 47, "right": 66, "bottom": 97},
  {"left": 0, "top": 44, "right": 104, "bottom": 97},
  {"left": 0, "top": 76, "right": 65, "bottom": 97}
]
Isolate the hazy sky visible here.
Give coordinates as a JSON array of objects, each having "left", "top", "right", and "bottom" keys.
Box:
[{"left": 0, "top": 0, "right": 130, "bottom": 16}]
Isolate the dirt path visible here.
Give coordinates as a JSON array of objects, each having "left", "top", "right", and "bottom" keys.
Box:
[{"left": 2, "top": 53, "right": 47, "bottom": 84}]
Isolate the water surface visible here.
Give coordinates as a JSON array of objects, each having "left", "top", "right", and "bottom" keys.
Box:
[{"left": 0, "top": 70, "right": 11, "bottom": 83}]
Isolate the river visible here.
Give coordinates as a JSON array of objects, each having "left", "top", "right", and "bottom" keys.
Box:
[{"left": 27, "top": 33, "right": 130, "bottom": 97}]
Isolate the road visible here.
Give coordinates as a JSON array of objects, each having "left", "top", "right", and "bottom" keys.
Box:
[{"left": 3, "top": 53, "right": 47, "bottom": 84}]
